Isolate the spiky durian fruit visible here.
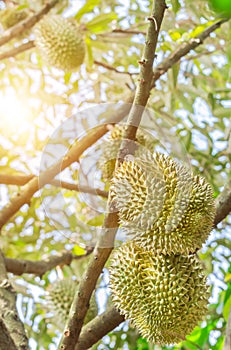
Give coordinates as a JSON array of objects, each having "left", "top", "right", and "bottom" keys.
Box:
[
  {"left": 98, "top": 124, "right": 155, "bottom": 181},
  {"left": 0, "top": 7, "right": 29, "bottom": 29},
  {"left": 110, "top": 152, "right": 215, "bottom": 254},
  {"left": 46, "top": 278, "right": 97, "bottom": 326},
  {"left": 109, "top": 241, "right": 209, "bottom": 345},
  {"left": 34, "top": 15, "right": 85, "bottom": 71}
]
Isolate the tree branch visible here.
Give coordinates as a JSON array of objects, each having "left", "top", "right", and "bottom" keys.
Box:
[
  {"left": 0, "top": 41, "right": 35, "bottom": 61},
  {"left": 0, "top": 250, "right": 29, "bottom": 349},
  {"left": 4, "top": 249, "right": 93, "bottom": 276},
  {"left": 75, "top": 306, "right": 125, "bottom": 350},
  {"left": 214, "top": 179, "right": 231, "bottom": 226},
  {"left": 152, "top": 18, "right": 229, "bottom": 86},
  {"left": 0, "top": 174, "right": 108, "bottom": 198},
  {"left": 0, "top": 0, "right": 59, "bottom": 47},
  {"left": 59, "top": 1, "right": 167, "bottom": 349},
  {"left": 94, "top": 60, "right": 139, "bottom": 76},
  {"left": 0, "top": 104, "right": 130, "bottom": 231},
  {"left": 224, "top": 307, "right": 231, "bottom": 350},
  {"left": 118, "top": 0, "right": 167, "bottom": 159}
]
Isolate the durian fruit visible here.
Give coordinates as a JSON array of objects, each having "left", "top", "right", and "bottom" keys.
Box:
[
  {"left": 110, "top": 152, "right": 215, "bottom": 254},
  {"left": 34, "top": 15, "right": 85, "bottom": 71},
  {"left": 109, "top": 241, "right": 209, "bottom": 345},
  {"left": 0, "top": 7, "right": 29, "bottom": 30},
  {"left": 46, "top": 278, "right": 97, "bottom": 326},
  {"left": 98, "top": 124, "right": 155, "bottom": 181}
]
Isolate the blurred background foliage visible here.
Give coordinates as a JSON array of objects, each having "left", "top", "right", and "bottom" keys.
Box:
[{"left": 0, "top": 0, "right": 230, "bottom": 349}]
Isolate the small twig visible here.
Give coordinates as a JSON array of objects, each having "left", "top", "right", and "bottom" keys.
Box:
[
  {"left": 112, "top": 28, "right": 146, "bottom": 35},
  {"left": 0, "top": 0, "right": 59, "bottom": 47},
  {"left": 4, "top": 249, "right": 93, "bottom": 276},
  {"left": 94, "top": 60, "right": 139, "bottom": 76}
]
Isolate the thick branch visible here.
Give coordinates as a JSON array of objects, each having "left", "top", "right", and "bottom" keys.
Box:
[
  {"left": 0, "top": 174, "right": 108, "bottom": 198},
  {"left": 59, "top": 1, "right": 167, "bottom": 349},
  {"left": 224, "top": 308, "right": 231, "bottom": 350},
  {"left": 0, "top": 0, "right": 59, "bottom": 47},
  {"left": 0, "top": 250, "right": 29, "bottom": 349},
  {"left": 118, "top": 0, "right": 167, "bottom": 157},
  {"left": 75, "top": 306, "right": 124, "bottom": 350},
  {"left": 214, "top": 179, "right": 231, "bottom": 226},
  {"left": 0, "top": 104, "right": 130, "bottom": 230},
  {"left": 4, "top": 249, "right": 93, "bottom": 276}
]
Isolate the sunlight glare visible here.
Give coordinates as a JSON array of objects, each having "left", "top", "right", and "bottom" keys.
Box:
[{"left": 0, "top": 91, "right": 32, "bottom": 133}]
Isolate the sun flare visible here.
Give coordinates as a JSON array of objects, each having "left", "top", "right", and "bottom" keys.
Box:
[{"left": 0, "top": 91, "right": 32, "bottom": 133}]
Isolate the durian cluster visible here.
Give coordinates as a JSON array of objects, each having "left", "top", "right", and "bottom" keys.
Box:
[
  {"left": 46, "top": 278, "right": 97, "bottom": 327},
  {"left": 98, "top": 124, "right": 155, "bottom": 181},
  {"left": 34, "top": 15, "right": 85, "bottom": 71},
  {"left": 109, "top": 133, "right": 215, "bottom": 345}
]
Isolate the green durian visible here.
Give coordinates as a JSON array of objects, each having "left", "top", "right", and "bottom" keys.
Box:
[
  {"left": 98, "top": 124, "right": 155, "bottom": 181},
  {"left": 109, "top": 241, "right": 209, "bottom": 345},
  {"left": 46, "top": 278, "right": 98, "bottom": 326},
  {"left": 110, "top": 152, "right": 215, "bottom": 254},
  {"left": 34, "top": 15, "right": 85, "bottom": 71},
  {"left": 0, "top": 7, "right": 29, "bottom": 29}
]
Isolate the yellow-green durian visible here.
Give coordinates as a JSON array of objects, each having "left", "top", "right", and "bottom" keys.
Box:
[
  {"left": 46, "top": 278, "right": 97, "bottom": 326},
  {"left": 110, "top": 152, "right": 215, "bottom": 254},
  {"left": 34, "top": 15, "right": 85, "bottom": 71},
  {"left": 0, "top": 7, "right": 29, "bottom": 29},
  {"left": 109, "top": 241, "right": 209, "bottom": 345},
  {"left": 98, "top": 124, "right": 155, "bottom": 181}
]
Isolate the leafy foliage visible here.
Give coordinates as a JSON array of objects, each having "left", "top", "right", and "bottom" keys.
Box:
[{"left": 0, "top": 0, "right": 230, "bottom": 349}]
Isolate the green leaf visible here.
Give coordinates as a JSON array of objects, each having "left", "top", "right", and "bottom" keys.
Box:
[
  {"left": 86, "top": 13, "right": 118, "bottom": 34},
  {"left": 74, "top": 0, "right": 101, "bottom": 20},
  {"left": 87, "top": 214, "right": 104, "bottom": 226},
  {"left": 72, "top": 245, "right": 86, "bottom": 256},
  {"left": 171, "top": 0, "right": 181, "bottom": 13},
  {"left": 85, "top": 36, "right": 94, "bottom": 69}
]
